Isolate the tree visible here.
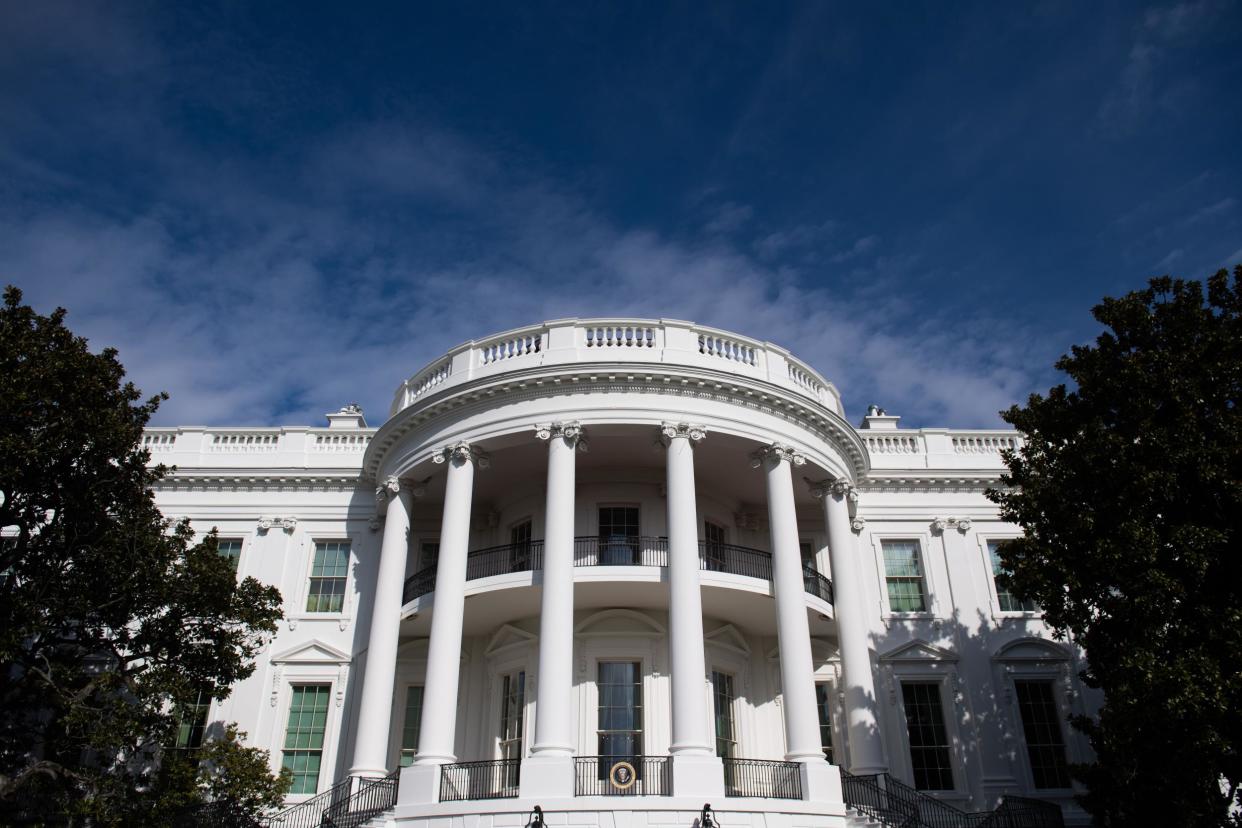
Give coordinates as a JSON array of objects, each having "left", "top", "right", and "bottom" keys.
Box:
[
  {"left": 988, "top": 266, "right": 1242, "bottom": 827},
  {"left": 0, "top": 286, "right": 289, "bottom": 825}
]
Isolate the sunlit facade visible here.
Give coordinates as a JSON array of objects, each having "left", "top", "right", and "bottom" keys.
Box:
[{"left": 147, "top": 319, "right": 1093, "bottom": 827}]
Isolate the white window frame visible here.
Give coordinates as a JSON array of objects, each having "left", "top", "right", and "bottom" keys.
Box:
[
  {"left": 293, "top": 537, "right": 354, "bottom": 627},
  {"left": 993, "top": 641, "right": 1082, "bottom": 797},
  {"left": 215, "top": 535, "right": 247, "bottom": 576},
  {"left": 270, "top": 668, "right": 346, "bottom": 803},
  {"left": 880, "top": 645, "right": 970, "bottom": 801},
  {"left": 488, "top": 646, "right": 534, "bottom": 761},
  {"left": 977, "top": 534, "right": 1041, "bottom": 621},
  {"left": 871, "top": 533, "right": 938, "bottom": 619}
]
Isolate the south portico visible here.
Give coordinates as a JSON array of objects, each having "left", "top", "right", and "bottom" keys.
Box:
[{"left": 347, "top": 409, "right": 885, "bottom": 814}]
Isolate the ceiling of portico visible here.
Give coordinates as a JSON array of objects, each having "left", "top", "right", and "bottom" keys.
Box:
[{"left": 403, "top": 424, "right": 828, "bottom": 511}]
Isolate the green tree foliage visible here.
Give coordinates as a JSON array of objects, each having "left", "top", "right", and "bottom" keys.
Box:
[
  {"left": 0, "top": 286, "right": 289, "bottom": 825},
  {"left": 988, "top": 267, "right": 1242, "bottom": 827}
]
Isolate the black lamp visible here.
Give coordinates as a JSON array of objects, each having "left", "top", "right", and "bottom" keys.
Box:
[
  {"left": 701, "top": 803, "right": 716, "bottom": 828},
  {"left": 530, "top": 805, "right": 544, "bottom": 828}
]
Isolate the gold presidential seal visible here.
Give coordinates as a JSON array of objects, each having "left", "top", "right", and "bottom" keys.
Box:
[{"left": 608, "top": 760, "right": 637, "bottom": 789}]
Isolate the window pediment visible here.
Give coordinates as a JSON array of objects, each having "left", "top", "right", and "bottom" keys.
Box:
[
  {"left": 270, "top": 639, "right": 351, "bottom": 665},
  {"left": 879, "top": 640, "right": 957, "bottom": 664}
]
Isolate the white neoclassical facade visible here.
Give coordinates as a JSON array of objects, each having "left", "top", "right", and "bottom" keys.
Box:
[{"left": 147, "top": 319, "right": 1093, "bottom": 828}]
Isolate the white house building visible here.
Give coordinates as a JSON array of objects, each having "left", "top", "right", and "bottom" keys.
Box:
[{"left": 146, "top": 319, "right": 1093, "bottom": 828}]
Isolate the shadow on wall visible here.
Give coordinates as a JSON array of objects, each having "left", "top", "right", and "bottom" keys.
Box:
[{"left": 863, "top": 608, "right": 1099, "bottom": 822}]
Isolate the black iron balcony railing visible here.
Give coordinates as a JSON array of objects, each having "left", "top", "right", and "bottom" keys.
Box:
[
  {"left": 574, "top": 755, "right": 672, "bottom": 796},
  {"left": 439, "top": 758, "right": 521, "bottom": 801},
  {"left": 402, "top": 539, "right": 833, "bottom": 605},
  {"left": 573, "top": 535, "right": 669, "bottom": 566},
  {"left": 840, "top": 771, "right": 1066, "bottom": 828},
  {"left": 722, "top": 758, "right": 803, "bottom": 799},
  {"left": 321, "top": 770, "right": 399, "bottom": 828}
]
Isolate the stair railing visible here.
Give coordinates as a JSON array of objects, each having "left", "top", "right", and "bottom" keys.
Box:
[{"left": 841, "top": 772, "right": 1064, "bottom": 828}]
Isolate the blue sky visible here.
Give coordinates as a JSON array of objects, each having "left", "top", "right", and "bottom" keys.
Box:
[{"left": 2, "top": 2, "right": 1239, "bottom": 428}]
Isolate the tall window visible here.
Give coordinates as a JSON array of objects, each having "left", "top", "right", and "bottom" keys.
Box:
[
  {"left": 815, "top": 683, "right": 835, "bottom": 763},
  {"left": 988, "top": 541, "right": 1038, "bottom": 612},
  {"left": 499, "top": 671, "right": 526, "bottom": 788},
  {"left": 306, "top": 542, "right": 349, "bottom": 612},
  {"left": 510, "top": 520, "right": 533, "bottom": 569},
  {"left": 704, "top": 521, "right": 727, "bottom": 571},
  {"left": 882, "top": 540, "right": 928, "bottom": 612},
  {"left": 597, "top": 661, "right": 643, "bottom": 768},
  {"left": 902, "top": 682, "right": 953, "bottom": 790},
  {"left": 217, "top": 538, "right": 243, "bottom": 573},
  {"left": 172, "top": 684, "right": 213, "bottom": 754},
  {"left": 711, "top": 671, "right": 737, "bottom": 758},
  {"left": 499, "top": 671, "right": 526, "bottom": 761},
  {"left": 282, "top": 684, "right": 331, "bottom": 795},
  {"left": 399, "top": 686, "right": 423, "bottom": 767},
  {"left": 598, "top": 507, "right": 640, "bottom": 565},
  {"left": 420, "top": 541, "right": 439, "bottom": 569},
  {"left": 1014, "top": 680, "right": 1071, "bottom": 789}
]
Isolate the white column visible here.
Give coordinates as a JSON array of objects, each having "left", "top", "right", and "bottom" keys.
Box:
[
  {"left": 415, "top": 442, "right": 485, "bottom": 765},
  {"left": 753, "top": 444, "right": 842, "bottom": 803},
  {"left": 349, "top": 478, "right": 414, "bottom": 779},
  {"left": 663, "top": 423, "right": 712, "bottom": 753},
  {"left": 521, "top": 422, "right": 584, "bottom": 799},
  {"left": 663, "top": 423, "right": 724, "bottom": 797},
  {"left": 753, "top": 443, "right": 823, "bottom": 762},
  {"left": 813, "top": 479, "right": 887, "bottom": 775}
]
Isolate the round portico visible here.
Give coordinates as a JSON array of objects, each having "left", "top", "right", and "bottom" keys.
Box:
[{"left": 346, "top": 319, "right": 885, "bottom": 818}]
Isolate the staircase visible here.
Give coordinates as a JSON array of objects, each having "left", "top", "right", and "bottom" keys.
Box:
[
  {"left": 263, "top": 770, "right": 399, "bottom": 828},
  {"left": 840, "top": 771, "right": 1064, "bottom": 828}
]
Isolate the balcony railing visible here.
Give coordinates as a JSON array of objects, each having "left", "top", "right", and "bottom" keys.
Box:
[
  {"left": 439, "top": 759, "right": 521, "bottom": 801},
  {"left": 573, "top": 756, "right": 672, "bottom": 796},
  {"left": 722, "top": 758, "right": 803, "bottom": 799},
  {"left": 574, "top": 535, "right": 669, "bottom": 566},
  {"left": 402, "top": 539, "right": 833, "bottom": 605}
]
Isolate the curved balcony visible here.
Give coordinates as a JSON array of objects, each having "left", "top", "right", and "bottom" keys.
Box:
[{"left": 401, "top": 538, "right": 833, "bottom": 605}]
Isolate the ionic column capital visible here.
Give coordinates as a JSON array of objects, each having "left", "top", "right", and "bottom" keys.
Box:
[
  {"left": 658, "top": 422, "right": 707, "bottom": 446},
  {"left": 750, "top": 442, "right": 805, "bottom": 468},
  {"left": 257, "top": 516, "right": 296, "bottom": 533},
  {"left": 432, "top": 441, "right": 490, "bottom": 469},
  {"left": 931, "top": 516, "right": 973, "bottom": 534},
  {"left": 535, "top": 421, "right": 589, "bottom": 451},
  {"left": 851, "top": 516, "right": 867, "bottom": 533},
  {"left": 807, "top": 477, "right": 857, "bottom": 503}
]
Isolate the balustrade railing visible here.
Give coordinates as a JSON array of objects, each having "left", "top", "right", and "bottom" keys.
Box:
[
  {"left": 401, "top": 539, "right": 833, "bottom": 605},
  {"left": 574, "top": 756, "right": 671, "bottom": 796},
  {"left": 722, "top": 758, "right": 802, "bottom": 799},
  {"left": 439, "top": 759, "right": 521, "bottom": 801}
]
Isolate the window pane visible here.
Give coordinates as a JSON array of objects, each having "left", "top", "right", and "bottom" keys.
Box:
[
  {"left": 173, "top": 684, "right": 213, "bottom": 752},
  {"left": 902, "top": 682, "right": 953, "bottom": 790},
  {"left": 712, "top": 671, "right": 737, "bottom": 758},
  {"left": 1015, "top": 680, "right": 1071, "bottom": 789},
  {"left": 988, "top": 541, "right": 1038, "bottom": 612},
  {"left": 400, "top": 686, "right": 423, "bottom": 766},
  {"left": 307, "top": 542, "right": 349, "bottom": 612},
  {"left": 282, "top": 684, "right": 331, "bottom": 794},
  {"left": 882, "top": 541, "right": 927, "bottom": 612},
  {"left": 217, "top": 539, "right": 243, "bottom": 573},
  {"left": 597, "top": 661, "right": 643, "bottom": 770}
]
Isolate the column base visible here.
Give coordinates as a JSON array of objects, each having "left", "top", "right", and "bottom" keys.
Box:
[
  {"left": 348, "top": 764, "right": 390, "bottom": 781},
  {"left": 671, "top": 753, "right": 725, "bottom": 799},
  {"left": 799, "top": 759, "right": 843, "bottom": 804},
  {"left": 398, "top": 763, "right": 442, "bottom": 805},
  {"left": 519, "top": 753, "right": 576, "bottom": 799}
]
